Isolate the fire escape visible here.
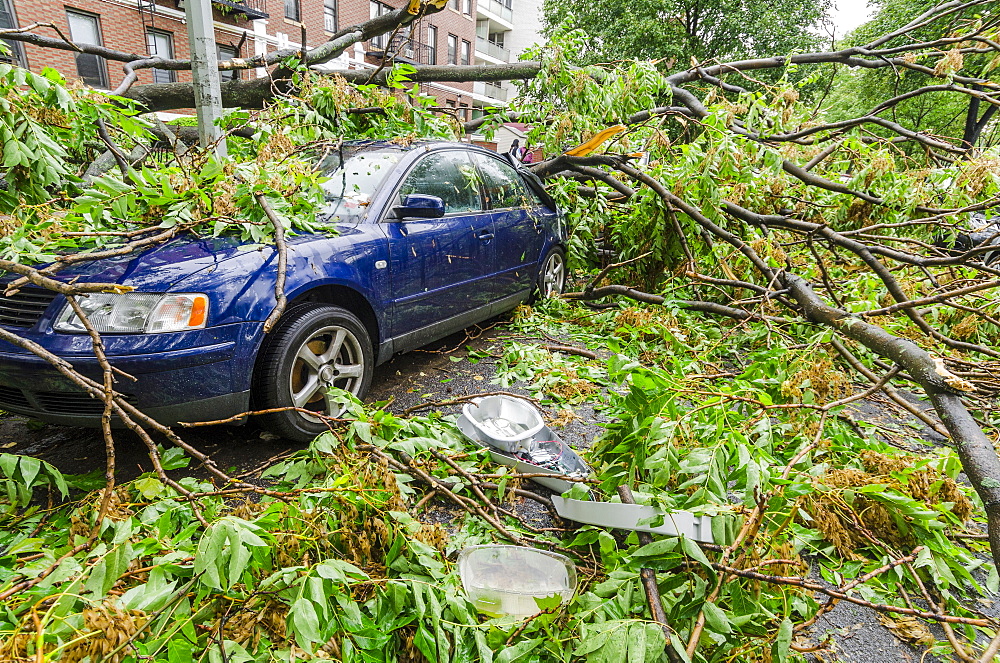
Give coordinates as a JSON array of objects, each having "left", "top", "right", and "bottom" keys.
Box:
[
  {"left": 366, "top": 33, "right": 435, "bottom": 65},
  {"left": 137, "top": 0, "right": 157, "bottom": 53}
]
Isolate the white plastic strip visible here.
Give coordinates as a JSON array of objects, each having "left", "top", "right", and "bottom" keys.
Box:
[{"left": 552, "top": 497, "right": 715, "bottom": 544}]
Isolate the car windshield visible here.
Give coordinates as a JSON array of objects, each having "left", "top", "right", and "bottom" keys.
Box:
[{"left": 318, "top": 148, "right": 405, "bottom": 219}]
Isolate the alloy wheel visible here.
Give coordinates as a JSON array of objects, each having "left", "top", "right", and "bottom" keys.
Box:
[{"left": 288, "top": 324, "right": 366, "bottom": 421}]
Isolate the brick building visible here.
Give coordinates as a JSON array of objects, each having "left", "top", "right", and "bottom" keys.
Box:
[{"left": 0, "top": 0, "right": 507, "bottom": 115}]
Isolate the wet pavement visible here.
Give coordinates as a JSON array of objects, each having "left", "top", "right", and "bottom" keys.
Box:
[{"left": 0, "top": 319, "right": 607, "bottom": 485}]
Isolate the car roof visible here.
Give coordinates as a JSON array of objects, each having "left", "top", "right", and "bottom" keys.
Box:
[{"left": 342, "top": 139, "right": 502, "bottom": 157}]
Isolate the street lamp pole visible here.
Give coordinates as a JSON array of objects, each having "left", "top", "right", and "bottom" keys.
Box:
[{"left": 184, "top": 0, "right": 227, "bottom": 157}]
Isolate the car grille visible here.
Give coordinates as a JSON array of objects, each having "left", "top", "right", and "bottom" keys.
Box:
[
  {"left": 0, "top": 385, "right": 30, "bottom": 409},
  {"left": 0, "top": 288, "right": 59, "bottom": 327},
  {"left": 34, "top": 391, "right": 135, "bottom": 416},
  {"left": 0, "top": 385, "right": 135, "bottom": 416}
]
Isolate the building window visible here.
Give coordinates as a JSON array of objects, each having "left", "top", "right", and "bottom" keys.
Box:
[
  {"left": 370, "top": 0, "right": 392, "bottom": 48},
  {"left": 285, "top": 0, "right": 300, "bottom": 21},
  {"left": 146, "top": 30, "right": 175, "bottom": 84},
  {"left": 218, "top": 44, "right": 239, "bottom": 82},
  {"left": 460, "top": 39, "right": 470, "bottom": 66},
  {"left": 324, "top": 0, "right": 337, "bottom": 32},
  {"left": 462, "top": 0, "right": 471, "bottom": 14},
  {"left": 427, "top": 25, "right": 437, "bottom": 65},
  {"left": 0, "top": 0, "right": 25, "bottom": 66},
  {"left": 449, "top": 0, "right": 459, "bottom": 10},
  {"left": 66, "top": 10, "right": 107, "bottom": 89},
  {"left": 447, "top": 34, "right": 457, "bottom": 65}
]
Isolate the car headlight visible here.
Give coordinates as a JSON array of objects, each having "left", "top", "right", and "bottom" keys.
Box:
[{"left": 53, "top": 293, "right": 209, "bottom": 334}]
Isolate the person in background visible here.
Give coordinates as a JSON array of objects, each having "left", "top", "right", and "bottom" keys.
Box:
[
  {"left": 521, "top": 144, "right": 534, "bottom": 164},
  {"left": 508, "top": 139, "right": 526, "bottom": 162}
]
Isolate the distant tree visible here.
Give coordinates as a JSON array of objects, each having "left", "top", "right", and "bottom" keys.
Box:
[
  {"left": 541, "top": 0, "right": 832, "bottom": 67},
  {"left": 824, "top": 0, "right": 1000, "bottom": 151}
]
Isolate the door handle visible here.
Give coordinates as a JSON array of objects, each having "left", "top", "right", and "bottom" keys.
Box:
[{"left": 476, "top": 230, "right": 495, "bottom": 241}]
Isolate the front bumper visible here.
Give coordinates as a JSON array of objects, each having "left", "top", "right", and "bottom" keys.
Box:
[{"left": 0, "top": 323, "right": 262, "bottom": 427}]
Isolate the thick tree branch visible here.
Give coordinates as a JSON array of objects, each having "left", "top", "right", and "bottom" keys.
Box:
[{"left": 784, "top": 274, "right": 1000, "bottom": 569}]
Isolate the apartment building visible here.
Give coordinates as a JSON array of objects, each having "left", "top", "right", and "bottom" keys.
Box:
[{"left": 0, "top": 0, "right": 485, "bottom": 114}]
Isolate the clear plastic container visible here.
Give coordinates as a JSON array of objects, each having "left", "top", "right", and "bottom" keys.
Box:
[
  {"left": 458, "top": 545, "right": 577, "bottom": 618},
  {"left": 462, "top": 396, "right": 545, "bottom": 452}
]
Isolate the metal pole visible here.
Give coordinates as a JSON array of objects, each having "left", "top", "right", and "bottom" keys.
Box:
[{"left": 184, "top": 0, "right": 227, "bottom": 158}]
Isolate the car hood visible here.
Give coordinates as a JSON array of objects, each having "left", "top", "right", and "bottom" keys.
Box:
[
  {"left": 45, "top": 223, "right": 371, "bottom": 292},
  {"left": 48, "top": 234, "right": 254, "bottom": 290}
]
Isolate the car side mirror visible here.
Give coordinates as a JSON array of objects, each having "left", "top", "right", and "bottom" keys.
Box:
[{"left": 393, "top": 194, "right": 446, "bottom": 219}]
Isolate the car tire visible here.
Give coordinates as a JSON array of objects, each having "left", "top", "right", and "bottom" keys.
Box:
[
  {"left": 253, "top": 304, "right": 373, "bottom": 442},
  {"left": 533, "top": 247, "right": 566, "bottom": 301}
]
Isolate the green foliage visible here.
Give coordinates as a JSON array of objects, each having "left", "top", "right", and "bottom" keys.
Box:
[
  {"left": 0, "top": 64, "right": 458, "bottom": 263},
  {"left": 542, "top": 0, "right": 830, "bottom": 67},
  {"left": 1, "top": 15, "right": 999, "bottom": 661},
  {"left": 0, "top": 65, "right": 150, "bottom": 210},
  {"left": 0, "top": 299, "right": 995, "bottom": 661}
]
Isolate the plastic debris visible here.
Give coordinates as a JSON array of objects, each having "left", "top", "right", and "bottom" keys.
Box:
[
  {"left": 456, "top": 395, "right": 715, "bottom": 543},
  {"left": 552, "top": 496, "right": 715, "bottom": 543},
  {"left": 462, "top": 395, "right": 545, "bottom": 452},
  {"left": 458, "top": 545, "right": 577, "bottom": 618}
]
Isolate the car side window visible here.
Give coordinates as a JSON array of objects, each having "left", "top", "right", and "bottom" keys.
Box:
[
  {"left": 398, "top": 151, "right": 483, "bottom": 214},
  {"left": 474, "top": 154, "right": 532, "bottom": 210}
]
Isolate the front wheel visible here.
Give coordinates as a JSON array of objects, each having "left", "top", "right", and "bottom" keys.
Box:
[
  {"left": 533, "top": 247, "right": 566, "bottom": 301},
  {"left": 253, "top": 304, "right": 373, "bottom": 442}
]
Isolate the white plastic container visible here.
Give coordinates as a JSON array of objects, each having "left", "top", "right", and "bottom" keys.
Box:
[
  {"left": 462, "top": 396, "right": 545, "bottom": 452},
  {"left": 458, "top": 545, "right": 577, "bottom": 618}
]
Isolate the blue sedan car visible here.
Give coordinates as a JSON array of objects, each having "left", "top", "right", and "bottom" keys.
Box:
[{"left": 0, "top": 142, "right": 566, "bottom": 441}]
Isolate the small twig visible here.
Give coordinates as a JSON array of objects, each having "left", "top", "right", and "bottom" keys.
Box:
[
  {"left": 402, "top": 391, "right": 540, "bottom": 416},
  {"left": 714, "top": 562, "right": 992, "bottom": 626},
  {"left": 177, "top": 406, "right": 346, "bottom": 427},
  {"left": 978, "top": 630, "right": 1000, "bottom": 662},
  {"left": 617, "top": 484, "right": 684, "bottom": 663},
  {"left": 821, "top": 365, "right": 902, "bottom": 411},
  {"left": 861, "top": 279, "right": 1000, "bottom": 317},
  {"left": 795, "top": 548, "right": 923, "bottom": 633},
  {"left": 542, "top": 344, "right": 600, "bottom": 359},
  {"left": 830, "top": 338, "right": 949, "bottom": 438},
  {"left": 585, "top": 251, "right": 652, "bottom": 295},
  {"left": 254, "top": 192, "right": 289, "bottom": 333},
  {"left": 95, "top": 119, "right": 131, "bottom": 177}
]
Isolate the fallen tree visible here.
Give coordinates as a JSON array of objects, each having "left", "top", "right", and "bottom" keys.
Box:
[{"left": 2, "top": 0, "right": 1000, "bottom": 660}]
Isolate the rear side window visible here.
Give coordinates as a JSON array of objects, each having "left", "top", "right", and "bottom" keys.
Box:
[
  {"left": 474, "top": 154, "right": 532, "bottom": 210},
  {"left": 399, "top": 151, "right": 482, "bottom": 214}
]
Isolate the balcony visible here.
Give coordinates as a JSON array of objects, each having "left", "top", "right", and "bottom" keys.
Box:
[
  {"left": 366, "top": 35, "right": 435, "bottom": 65},
  {"left": 474, "top": 81, "right": 508, "bottom": 103},
  {"left": 478, "top": 0, "right": 513, "bottom": 24},
  {"left": 211, "top": 0, "right": 269, "bottom": 20},
  {"left": 475, "top": 36, "right": 509, "bottom": 62}
]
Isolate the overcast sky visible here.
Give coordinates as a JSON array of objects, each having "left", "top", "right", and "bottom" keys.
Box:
[{"left": 829, "top": 0, "right": 877, "bottom": 37}]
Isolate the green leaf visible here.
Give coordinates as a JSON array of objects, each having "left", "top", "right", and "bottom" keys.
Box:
[
  {"left": 135, "top": 477, "right": 165, "bottom": 499},
  {"left": 632, "top": 538, "right": 677, "bottom": 558},
  {"left": 289, "top": 597, "right": 321, "bottom": 648},
  {"left": 772, "top": 618, "right": 793, "bottom": 663},
  {"left": 160, "top": 446, "right": 191, "bottom": 470},
  {"left": 680, "top": 536, "right": 712, "bottom": 569},
  {"left": 496, "top": 637, "right": 542, "bottom": 663},
  {"left": 700, "top": 601, "right": 731, "bottom": 634},
  {"left": 627, "top": 622, "right": 647, "bottom": 663}
]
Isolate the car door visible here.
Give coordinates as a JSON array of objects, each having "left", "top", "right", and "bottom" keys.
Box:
[
  {"left": 383, "top": 149, "right": 496, "bottom": 339},
  {"left": 472, "top": 153, "right": 544, "bottom": 303}
]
